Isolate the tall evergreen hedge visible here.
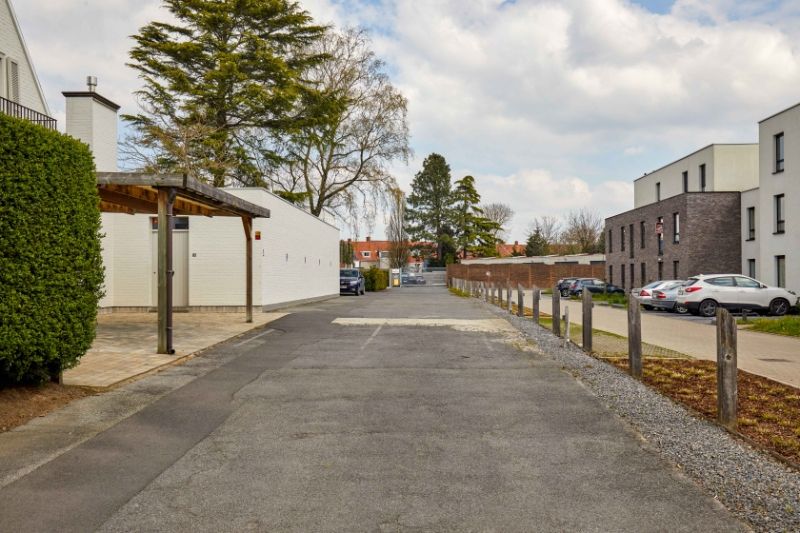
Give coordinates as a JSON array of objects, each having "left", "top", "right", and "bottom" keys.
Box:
[{"left": 0, "top": 114, "right": 103, "bottom": 384}]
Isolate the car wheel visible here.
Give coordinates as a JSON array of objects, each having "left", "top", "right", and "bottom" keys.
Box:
[
  {"left": 698, "top": 299, "right": 718, "bottom": 318},
  {"left": 769, "top": 298, "right": 789, "bottom": 316},
  {"left": 675, "top": 305, "right": 689, "bottom": 314},
  {"left": 560, "top": 289, "right": 569, "bottom": 297},
  {"left": 642, "top": 305, "right": 653, "bottom": 311}
]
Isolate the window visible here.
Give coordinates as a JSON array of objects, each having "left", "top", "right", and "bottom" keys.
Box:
[
  {"left": 362, "top": 251, "right": 371, "bottom": 258},
  {"left": 657, "top": 216, "right": 664, "bottom": 256},
  {"left": 673, "top": 260, "right": 679, "bottom": 279},
  {"left": 682, "top": 171, "right": 688, "bottom": 193},
  {"left": 379, "top": 251, "right": 390, "bottom": 258},
  {"left": 775, "top": 132, "right": 785, "bottom": 173},
  {"left": 608, "top": 229, "right": 613, "bottom": 253},
  {"left": 640, "top": 221, "right": 645, "bottom": 248},
  {"left": 657, "top": 260, "right": 663, "bottom": 280},
  {"left": 0, "top": 53, "right": 5, "bottom": 99},
  {"left": 640, "top": 263, "right": 646, "bottom": 285},
  {"left": 656, "top": 182, "right": 661, "bottom": 202},
  {"left": 672, "top": 212, "right": 680, "bottom": 244},
  {"left": 707, "top": 276, "right": 735, "bottom": 287},
  {"left": 735, "top": 276, "right": 760, "bottom": 288},
  {"left": 629, "top": 223, "right": 634, "bottom": 259},
  {"left": 609, "top": 265, "right": 613, "bottom": 285},
  {"left": 746, "top": 207, "right": 756, "bottom": 241},
  {"left": 775, "top": 194, "right": 785, "bottom": 233},
  {"left": 776, "top": 255, "right": 786, "bottom": 288},
  {"left": 7, "top": 59, "right": 18, "bottom": 103},
  {"left": 621, "top": 265, "right": 626, "bottom": 289},
  {"left": 699, "top": 164, "right": 706, "bottom": 192},
  {"left": 150, "top": 216, "right": 189, "bottom": 230},
  {"left": 629, "top": 263, "right": 634, "bottom": 287},
  {"left": 620, "top": 226, "right": 625, "bottom": 252},
  {"left": 747, "top": 259, "right": 756, "bottom": 279}
]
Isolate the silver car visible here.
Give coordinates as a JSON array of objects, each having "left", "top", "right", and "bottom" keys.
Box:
[
  {"left": 648, "top": 281, "right": 689, "bottom": 313},
  {"left": 635, "top": 280, "right": 682, "bottom": 310}
]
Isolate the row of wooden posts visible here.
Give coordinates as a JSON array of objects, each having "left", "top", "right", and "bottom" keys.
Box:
[{"left": 450, "top": 278, "right": 739, "bottom": 430}]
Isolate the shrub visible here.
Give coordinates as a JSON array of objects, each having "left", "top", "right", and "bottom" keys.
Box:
[
  {"left": 0, "top": 114, "right": 103, "bottom": 384},
  {"left": 363, "top": 266, "right": 388, "bottom": 291}
]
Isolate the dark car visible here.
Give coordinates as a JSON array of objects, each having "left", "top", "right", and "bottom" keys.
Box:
[
  {"left": 340, "top": 269, "right": 365, "bottom": 295},
  {"left": 569, "top": 278, "right": 625, "bottom": 296},
  {"left": 557, "top": 277, "right": 579, "bottom": 297}
]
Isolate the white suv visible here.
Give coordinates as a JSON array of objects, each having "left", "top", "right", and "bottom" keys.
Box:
[{"left": 676, "top": 274, "right": 797, "bottom": 317}]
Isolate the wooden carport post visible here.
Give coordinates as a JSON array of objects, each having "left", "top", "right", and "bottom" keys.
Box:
[
  {"left": 242, "top": 216, "right": 253, "bottom": 323},
  {"left": 157, "top": 187, "right": 176, "bottom": 354}
]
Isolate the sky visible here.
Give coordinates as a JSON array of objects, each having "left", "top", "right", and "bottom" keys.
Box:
[{"left": 12, "top": 0, "right": 800, "bottom": 242}]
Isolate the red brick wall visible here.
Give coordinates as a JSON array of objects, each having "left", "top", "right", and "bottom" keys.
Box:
[{"left": 447, "top": 262, "right": 606, "bottom": 289}]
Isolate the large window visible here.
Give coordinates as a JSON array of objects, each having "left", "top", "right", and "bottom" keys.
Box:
[
  {"left": 621, "top": 264, "right": 626, "bottom": 289},
  {"left": 747, "top": 258, "right": 756, "bottom": 279},
  {"left": 673, "top": 260, "right": 679, "bottom": 279},
  {"left": 640, "top": 262, "right": 646, "bottom": 285},
  {"left": 657, "top": 260, "right": 663, "bottom": 280},
  {"left": 657, "top": 216, "right": 664, "bottom": 256},
  {"left": 682, "top": 171, "right": 688, "bottom": 193},
  {"left": 699, "top": 163, "right": 706, "bottom": 192},
  {"left": 629, "top": 263, "right": 634, "bottom": 287},
  {"left": 640, "top": 221, "right": 645, "bottom": 249},
  {"left": 609, "top": 265, "right": 614, "bottom": 285},
  {"left": 672, "top": 212, "right": 680, "bottom": 244},
  {"left": 746, "top": 207, "right": 756, "bottom": 240},
  {"left": 775, "top": 194, "right": 785, "bottom": 234},
  {"left": 620, "top": 226, "right": 626, "bottom": 252},
  {"left": 629, "top": 223, "right": 634, "bottom": 259},
  {"left": 608, "top": 229, "right": 613, "bottom": 253},
  {"left": 776, "top": 256, "right": 786, "bottom": 288},
  {"left": 775, "top": 132, "right": 785, "bottom": 173}
]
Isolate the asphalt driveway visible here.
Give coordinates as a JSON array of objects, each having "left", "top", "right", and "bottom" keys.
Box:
[{"left": 0, "top": 287, "right": 745, "bottom": 532}]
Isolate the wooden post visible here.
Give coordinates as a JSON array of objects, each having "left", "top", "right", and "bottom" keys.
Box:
[
  {"left": 492, "top": 284, "right": 497, "bottom": 304},
  {"left": 582, "top": 289, "right": 592, "bottom": 353},
  {"left": 717, "top": 308, "right": 738, "bottom": 430},
  {"left": 563, "top": 306, "right": 570, "bottom": 346},
  {"left": 627, "top": 294, "right": 642, "bottom": 378},
  {"left": 552, "top": 287, "right": 561, "bottom": 337},
  {"left": 533, "top": 288, "right": 540, "bottom": 324},
  {"left": 517, "top": 284, "right": 524, "bottom": 317},
  {"left": 506, "top": 284, "right": 512, "bottom": 313},
  {"left": 157, "top": 188, "right": 175, "bottom": 354},
  {"left": 242, "top": 216, "right": 253, "bottom": 323}
]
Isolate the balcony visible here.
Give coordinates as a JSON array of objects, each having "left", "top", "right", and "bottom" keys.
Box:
[{"left": 0, "top": 95, "right": 57, "bottom": 130}]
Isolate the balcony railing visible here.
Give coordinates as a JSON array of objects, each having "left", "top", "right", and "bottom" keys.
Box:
[{"left": 0, "top": 95, "right": 57, "bottom": 130}]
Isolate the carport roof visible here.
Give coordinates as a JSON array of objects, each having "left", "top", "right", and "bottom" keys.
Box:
[{"left": 96, "top": 172, "right": 271, "bottom": 219}]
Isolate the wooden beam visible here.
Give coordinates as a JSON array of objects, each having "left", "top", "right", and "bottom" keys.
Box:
[
  {"left": 99, "top": 188, "right": 158, "bottom": 214},
  {"left": 242, "top": 216, "right": 253, "bottom": 323},
  {"left": 99, "top": 201, "right": 135, "bottom": 215}
]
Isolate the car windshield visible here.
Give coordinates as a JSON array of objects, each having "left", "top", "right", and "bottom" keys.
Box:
[
  {"left": 661, "top": 281, "right": 683, "bottom": 291},
  {"left": 340, "top": 269, "right": 359, "bottom": 277}
]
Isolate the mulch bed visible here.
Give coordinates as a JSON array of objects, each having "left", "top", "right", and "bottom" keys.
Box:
[
  {"left": 603, "top": 358, "right": 800, "bottom": 465},
  {"left": 0, "top": 384, "right": 95, "bottom": 433}
]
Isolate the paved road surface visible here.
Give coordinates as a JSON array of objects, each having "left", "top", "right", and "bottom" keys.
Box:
[
  {"left": 503, "top": 288, "right": 800, "bottom": 388},
  {"left": 0, "top": 287, "right": 744, "bottom": 532}
]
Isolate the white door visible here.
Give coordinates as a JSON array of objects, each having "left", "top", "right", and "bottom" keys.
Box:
[{"left": 151, "top": 224, "right": 189, "bottom": 307}]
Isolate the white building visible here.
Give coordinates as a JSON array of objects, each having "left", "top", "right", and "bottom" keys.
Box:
[
  {"left": 633, "top": 144, "right": 758, "bottom": 208},
  {"left": 740, "top": 103, "right": 800, "bottom": 292},
  {"left": 0, "top": 0, "right": 53, "bottom": 125},
  {"left": 63, "top": 80, "right": 339, "bottom": 312}
]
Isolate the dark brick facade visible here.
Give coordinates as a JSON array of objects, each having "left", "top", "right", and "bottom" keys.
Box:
[
  {"left": 604, "top": 192, "right": 742, "bottom": 290},
  {"left": 447, "top": 261, "right": 606, "bottom": 289}
]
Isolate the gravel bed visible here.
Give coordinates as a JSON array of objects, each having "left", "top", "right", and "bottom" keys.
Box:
[{"left": 483, "top": 300, "right": 800, "bottom": 532}]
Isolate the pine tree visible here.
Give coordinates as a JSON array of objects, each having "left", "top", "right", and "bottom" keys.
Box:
[
  {"left": 525, "top": 229, "right": 550, "bottom": 257},
  {"left": 451, "top": 175, "right": 500, "bottom": 259},
  {"left": 405, "top": 154, "right": 454, "bottom": 265}
]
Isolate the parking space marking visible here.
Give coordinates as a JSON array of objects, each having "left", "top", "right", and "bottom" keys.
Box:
[
  {"left": 360, "top": 325, "right": 383, "bottom": 351},
  {"left": 234, "top": 329, "right": 275, "bottom": 347}
]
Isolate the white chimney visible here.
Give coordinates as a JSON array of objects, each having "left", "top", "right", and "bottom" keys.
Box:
[{"left": 63, "top": 77, "right": 120, "bottom": 172}]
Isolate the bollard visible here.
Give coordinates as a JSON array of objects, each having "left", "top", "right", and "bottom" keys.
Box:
[
  {"left": 582, "top": 289, "right": 592, "bottom": 353},
  {"left": 517, "top": 284, "right": 524, "bottom": 317},
  {"left": 627, "top": 294, "right": 642, "bottom": 378},
  {"left": 507, "top": 284, "right": 513, "bottom": 313},
  {"left": 717, "top": 308, "right": 738, "bottom": 430},
  {"left": 533, "top": 288, "right": 540, "bottom": 324},
  {"left": 552, "top": 287, "right": 561, "bottom": 337},
  {"left": 492, "top": 284, "right": 497, "bottom": 305},
  {"left": 563, "top": 306, "right": 570, "bottom": 347}
]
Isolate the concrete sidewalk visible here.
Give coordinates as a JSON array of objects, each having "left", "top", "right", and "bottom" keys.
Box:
[
  {"left": 64, "top": 312, "right": 286, "bottom": 388},
  {"left": 506, "top": 288, "right": 800, "bottom": 388}
]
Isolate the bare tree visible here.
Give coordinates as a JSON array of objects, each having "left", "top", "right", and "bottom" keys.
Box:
[
  {"left": 526, "top": 216, "right": 561, "bottom": 245},
  {"left": 267, "top": 28, "right": 410, "bottom": 225},
  {"left": 387, "top": 188, "right": 410, "bottom": 269},
  {"left": 562, "top": 209, "right": 603, "bottom": 253},
  {"left": 480, "top": 202, "right": 514, "bottom": 241}
]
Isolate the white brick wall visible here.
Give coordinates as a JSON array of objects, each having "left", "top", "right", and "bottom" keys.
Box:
[{"left": 64, "top": 95, "right": 118, "bottom": 172}]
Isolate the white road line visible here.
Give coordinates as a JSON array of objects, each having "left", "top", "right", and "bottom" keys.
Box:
[
  {"left": 235, "top": 329, "right": 275, "bottom": 347},
  {"left": 360, "top": 325, "right": 383, "bottom": 351}
]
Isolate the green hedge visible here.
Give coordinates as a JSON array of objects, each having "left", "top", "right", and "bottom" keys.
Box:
[
  {"left": 363, "top": 266, "right": 388, "bottom": 291},
  {"left": 0, "top": 114, "right": 103, "bottom": 384}
]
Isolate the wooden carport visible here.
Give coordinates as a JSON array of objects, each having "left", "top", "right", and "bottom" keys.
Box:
[{"left": 96, "top": 172, "right": 271, "bottom": 354}]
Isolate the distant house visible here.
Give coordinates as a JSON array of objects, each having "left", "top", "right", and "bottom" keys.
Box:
[
  {"left": 348, "top": 237, "right": 432, "bottom": 270},
  {"left": 0, "top": 0, "right": 55, "bottom": 128},
  {"left": 497, "top": 241, "right": 525, "bottom": 257}
]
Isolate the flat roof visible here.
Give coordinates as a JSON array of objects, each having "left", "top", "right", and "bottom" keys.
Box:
[
  {"left": 97, "top": 172, "right": 271, "bottom": 219},
  {"left": 632, "top": 143, "right": 757, "bottom": 183}
]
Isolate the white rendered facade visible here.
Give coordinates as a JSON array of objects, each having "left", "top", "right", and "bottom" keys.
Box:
[
  {"left": 740, "top": 104, "right": 800, "bottom": 293},
  {"left": 633, "top": 144, "right": 758, "bottom": 208},
  {"left": 0, "top": 0, "right": 49, "bottom": 114}
]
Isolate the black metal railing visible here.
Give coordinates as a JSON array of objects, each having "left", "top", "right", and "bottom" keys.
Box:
[{"left": 0, "top": 95, "right": 57, "bottom": 130}]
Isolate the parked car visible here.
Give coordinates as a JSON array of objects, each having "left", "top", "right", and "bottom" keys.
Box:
[
  {"left": 676, "top": 274, "right": 798, "bottom": 317},
  {"left": 557, "top": 277, "right": 579, "bottom": 297},
  {"left": 568, "top": 278, "right": 626, "bottom": 296},
  {"left": 635, "top": 280, "right": 682, "bottom": 310},
  {"left": 401, "top": 273, "right": 410, "bottom": 285},
  {"left": 649, "top": 281, "right": 689, "bottom": 313},
  {"left": 340, "top": 269, "right": 365, "bottom": 295}
]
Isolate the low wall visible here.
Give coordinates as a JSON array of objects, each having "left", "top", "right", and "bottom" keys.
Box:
[{"left": 447, "top": 261, "right": 606, "bottom": 289}]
